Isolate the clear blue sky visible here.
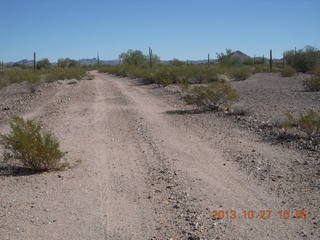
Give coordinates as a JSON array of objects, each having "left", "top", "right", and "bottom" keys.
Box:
[{"left": 1, "top": 0, "right": 320, "bottom": 62}]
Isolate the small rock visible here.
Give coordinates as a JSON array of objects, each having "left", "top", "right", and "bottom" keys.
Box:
[{"left": 67, "top": 79, "right": 79, "bottom": 85}]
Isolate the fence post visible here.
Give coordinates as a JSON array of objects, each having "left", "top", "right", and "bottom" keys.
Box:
[
  {"left": 149, "top": 47, "right": 153, "bottom": 68},
  {"left": 33, "top": 52, "right": 36, "bottom": 71},
  {"left": 269, "top": 50, "right": 273, "bottom": 72}
]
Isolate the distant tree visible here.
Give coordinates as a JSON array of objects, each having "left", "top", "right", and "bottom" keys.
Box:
[
  {"left": 285, "top": 46, "right": 320, "bottom": 73},
  {"left": 119, "top": 50, "right": 147, "bottom": 66},
  {"left": 216, "top": 49, "right": 232, "bottom": 62},
  {"left": 170, "top": 58, "right": 185, "bottom": 66},
  {"left": 57, "top": 58, "right": 79, "bottom": 68},
  {"left": 37, "top": 58, "right": 51, "bottom": 69},
  {"left": 216, "top": 49, "right": 241, "bottom": 66}
]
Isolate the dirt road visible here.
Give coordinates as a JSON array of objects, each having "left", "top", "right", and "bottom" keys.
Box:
[{"left": 0, "top": 72, "right": 318, "bottom": 239}]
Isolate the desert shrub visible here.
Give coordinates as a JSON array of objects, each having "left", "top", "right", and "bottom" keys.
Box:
[
  {"left": 0, "top": 69, "right": 41, "bottom": 91},
  {"left": 158, "top": 78, "right": 172, "bottom": 87},
  {"left": 37, "top": 58, "right": 51, "bottom": 69},
  {"left": 253, "top": 64, "right": 269, "bottom": 73},
  {"left": 119, "top": 49, "right": 160, "bottom": 67},
  {"left": 243, "top": 57, "right": 254, "bottom": 65},
  {"left": 45, "top": 68, "right": 86, "bottom": 82},
  {"left": 57, "top": 58, "right": 79, "bottom": 68},
  {"left": 120, "top": 50, "right": 147, "bottom": 66},
  {"left": 230, "top": 66, "right": 251, "bottom": 80},
  {"left": 5, "top": 69, "right": 41, "bottom": 84},
  {"left": 0, "top": 71, "right": 7, "bottom": 88},
  {"left": 282, "top": 110, "right": 320, "bottom": 137},
  {"left": 184, "top": 81, "right": 239, "bottom": 110},
  {"left": 170, "top": 58, "right": 185, "bottom": 66},
  {"left": 281, "top": 65, "right": 296, "bottom": 77},
  {"left": 285, "top": 46, "right": 320, "bottom": 73},
  {"left": 0, "top": 116, "right": 67, "bottom": 171},
  {"left": 217, "top": 49, "right": 241, "bottom": 66},
  {"left": 99, "top": 64, "right": 221, "bottom": 85},
  {"left": 303, "top": 72, "right": 320, "bottom": 91}
]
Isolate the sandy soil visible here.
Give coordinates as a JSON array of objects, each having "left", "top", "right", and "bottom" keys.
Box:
[{"left": 0, "top": 72, "right": 319, "bottom": 239}]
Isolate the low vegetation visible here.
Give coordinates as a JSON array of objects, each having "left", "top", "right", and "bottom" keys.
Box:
[
  {"left": 0, "top": 116, "right": 67, "bottom": 171},
  {"left": 303, "top": 70, "right": 320, "bottom": 91},
  {"left": 184, "top": 81, "right": 239, "bottom": 110},
  {"left": 281, "top": 65, "right": 296, "bottom": 77},
  {"left": 0, "top": 67, "right": 90, "bottom": 90},
  {"left": 230, "top": 66, "right": 252, "bottom": 80},
  {"left": 45, "top": 68, "right": 87, "bottom": 82},
  {"left": 282, "top": 109, "right": 320, "bottom": 137},
  {"left": 285, "top": 46, "right": 320, "bottom": 73}
]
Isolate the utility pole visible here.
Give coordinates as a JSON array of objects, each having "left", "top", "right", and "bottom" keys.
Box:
[
  {"left": 97, "top": 52, "right": 100, "bottom": 65},
  {"left": 208, "top": 53, "right": 210, "bottom": 65}
]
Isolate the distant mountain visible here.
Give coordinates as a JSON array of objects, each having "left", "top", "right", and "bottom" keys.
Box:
[
  {"left": 78, "top": 58, "right": 119, "bottom": 66},
  {"left": 6, "top": 59, "right": 34, "bottom": 66},
  {"left": 230, "top": 51, "right": 250, "bottom": 62},
  {"left": 161, "top": 59, "right": 218, "bottom": 64}
]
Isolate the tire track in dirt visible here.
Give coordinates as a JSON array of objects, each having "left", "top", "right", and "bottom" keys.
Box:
[{"left": 0, "top": 72, "right": 318, "bottom": 239}]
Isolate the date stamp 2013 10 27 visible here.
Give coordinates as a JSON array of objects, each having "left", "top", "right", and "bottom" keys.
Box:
[{"left": 211, "top": 209, "right": 309, "bottom": 220}]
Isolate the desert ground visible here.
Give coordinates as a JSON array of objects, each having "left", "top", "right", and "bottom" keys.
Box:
[{"left": 0, "top": 71, "right": 319, "bottom": 239}]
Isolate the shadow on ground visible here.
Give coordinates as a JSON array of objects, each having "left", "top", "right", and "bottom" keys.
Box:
[
  {"left": 0, "top": 164, "right": 41, "bottom": 177},
  {"left": 164, "top": 109, "right": 211, "bottom": 115}
]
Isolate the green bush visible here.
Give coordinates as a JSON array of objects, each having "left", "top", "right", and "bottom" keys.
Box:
[
  {"left": 0, "top": 116, "right": 67, "bottom": 171},
  {"left": 57, "top": 58, "right": 79, "bottom": 68},
  {"left": 230, "top": 66, "right": 252, "bottom": 80},
  {"left": 37, "top": 58, "right": 51, "bottom": 69},
  {"left": 282, "top": 110, "right": 320, "bottom": 137},
  {"left": 285, "top": 46, "right": 320, "bottom": 73},
  {"left": 45, "top": 68, "right": 86, "bottom": 82},
  {"left": 184, "top": 81, "right": 239, "bottom": 110},
  {"left": 5, "top": 70, "right": 41, "bottom": 84},
  {"left": 281, "top": 65, "right": 296, "bottom": 77}
]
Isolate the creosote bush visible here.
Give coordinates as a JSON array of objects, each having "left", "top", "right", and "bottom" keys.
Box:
[
  {"left": 284, "top": 46, "right": 320, "bottom": 73},
  {"left": 184, "top": 81, "right": 239, "bottom": 110},
  {"left": 0, "top": 116, "right": 67, "bottom": 171},
  {"left": 45, "top": 68, "right": 87, "bottom": 82},
  {"left": 281, "top": 65, "right": 296, "bottom": 77},
  {"left": 0, "top": 68, "right": 90, "bottom": 90},
  {"left": 282, "top": 110, "right": 320, "bottom": 137},
  {"left": 230, "top": 66, "right": 252, "bottom": 81}
]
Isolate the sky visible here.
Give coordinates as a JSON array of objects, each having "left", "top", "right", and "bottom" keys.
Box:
[{"left": 1, "top": 0, "right": 320, "bottom": 62}]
